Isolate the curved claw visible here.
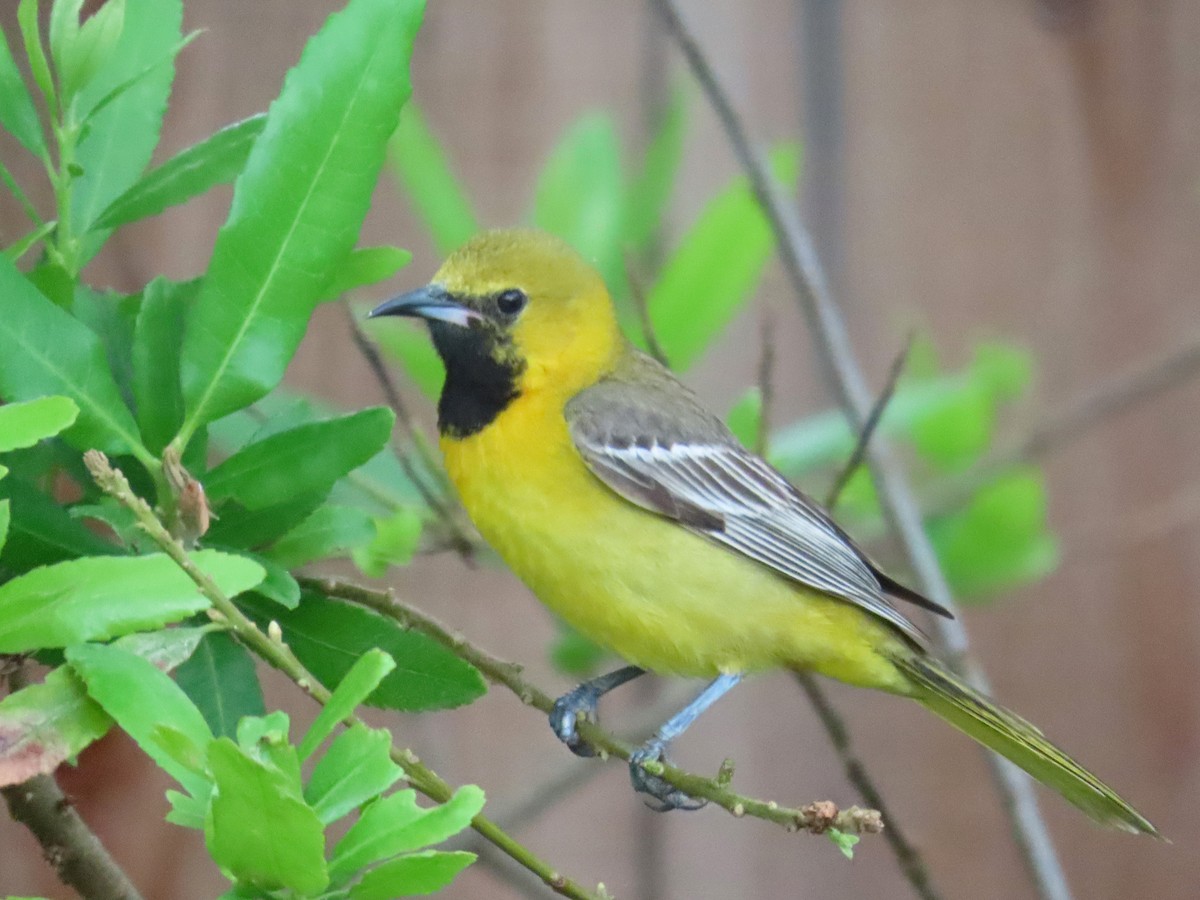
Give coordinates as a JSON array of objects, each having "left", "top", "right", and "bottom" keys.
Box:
[
  {"left": 629, "top": 740, "right": 708, "bottom": 812},
  {"left": 549, "top": 689, "right": 600, "bottom": 758}
]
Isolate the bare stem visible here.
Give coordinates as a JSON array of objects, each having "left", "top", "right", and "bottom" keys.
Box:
[
  {"left": 84, "top": 452, "right": 604, "bottom": 900},
  {"left": 650, "top": 2, "right": 1071, "bottom": 897},
  {"left": 304, "top": 575, "right": 884, "bottom": 838}
]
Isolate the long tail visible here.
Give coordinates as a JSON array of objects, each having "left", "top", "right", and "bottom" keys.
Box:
[{"left": 894, "top": 653, "right": 1159, "bottom": 836}]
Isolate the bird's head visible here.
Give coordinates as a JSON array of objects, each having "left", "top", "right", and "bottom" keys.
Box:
[{"left": 370, "top": 230, "right": 625, "bottom": 433}]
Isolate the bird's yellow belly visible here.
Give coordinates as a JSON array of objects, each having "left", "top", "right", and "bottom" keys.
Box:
[{"left": 442, "top": 398, "right": 907, "bottom": 691}]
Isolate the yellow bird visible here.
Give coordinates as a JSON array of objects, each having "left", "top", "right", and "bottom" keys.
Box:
[{"left": 371, "top": 228, "right": 1156, "bottom": 833}]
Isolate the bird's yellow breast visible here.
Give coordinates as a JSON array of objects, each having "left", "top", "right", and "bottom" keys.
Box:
[{"left": 442, "top": 387, "right": 908, "bottom": 690}]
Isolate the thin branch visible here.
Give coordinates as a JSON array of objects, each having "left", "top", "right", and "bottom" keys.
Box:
[
  {"left": 343, "top": 304, "right": 479, "bottom": 560},
  {"left": 755, "top": 311, "right": 776, "bottom": 456},
  {"left": 924, "top": 330, "right": 1200, "bottom": 518},
  {"left": 304, "top": 575, "right": 884, "bottom": 839},
  {"left": 824, "top": 335, "right": 912, "bottom": 510},
  {"left": 623, "top": 248, "right": 670, "bottom": 367},
  {"left": 803, "top": 337, "right": 943, "bottom": 900},
  {"left": 650, "top": 2, "right": 1072, "bottom": 898},
  {"left": 84, "top": 453, "right": 605, "bottom": 900},
  {"left": 2, "top": 663, "right": 144, "bottom": 900}
]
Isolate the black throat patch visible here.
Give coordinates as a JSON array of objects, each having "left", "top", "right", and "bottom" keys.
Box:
[{"left": 428, "top": 319, "right": 523, "bottom": 438}]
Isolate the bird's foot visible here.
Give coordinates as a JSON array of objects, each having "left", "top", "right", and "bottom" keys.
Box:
[
  {"left": 629, "top": 739, "right": 707, "bottom": 811},
  {"left": 549, "top": 685, "right": 602, "bottom": 757}
]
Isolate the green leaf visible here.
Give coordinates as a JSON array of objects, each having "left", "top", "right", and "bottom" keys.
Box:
[
  {"left": 206, "top": 738, "right": 328, "bottom": 895},
  {"left": 826, "top": 827, "right": 859, "bottom": 860},
  {"left": 204, "top": 407, "right": 395, "bottom": 510},
  {"left": 229, "top": 550, "right": 300, "bottom": 609},
  {"left": 94, "top": 114, "right": 266, "bottom": 231},
  {"left": 0, "top": 627, "right": 205, "bottom": 788},
  {"left": 174, "top": 632, "right": 265, "bottom": 739},
  {"left": 351, "top": 508, "right": 422, "bottom": 578},
  {"left": 363, "top": 315, "right": 444, "bottom": 400},
  {"left": 329, "top": 786, "right": 484, "bottom": 883},
  {"left": 205, "top": 494, "right": 327, "bottom": 552},
  {"left": 533, "top": 113, "right": 625, "bottom": 295},
  {"left": 306, "top": 724, "right": 403, "bottom": 825},
  {"left": 266, "top": 504, "right": 376, "bottom": 569},
  {"left": 0, "top": 549, "right": 264, "bottom": 652},
  {"left": 910, "top": 381, "right": 992, "bottom": 471},
  {"left": 17, "top": 0, "right": 56, "bottom": 113},
  {"left": 0, "top": 666, "right": 110, "bottom": 787},
  {"left": 928, "top": 469, "right": 1060, "bottom": 599},
  {"left": 236, "top": 711, "right": 299, "bottom": 779},
  {"left": 71, "top": 0, "right": 181, "bottom": 258},
  {"left": 72, "top": 286, "right": 141, "bottom": 407},
  {"left": 0, "top": 476, "right": 120, "bottom": 569},
  {"left": 300, "top": 648, "right": 396, "bottom": 760},
  {"left": 0, "top": 255, "right": 149, "bottom": 459},
  {"left": 350, "top": 850, "right": 475, "bottom": 899},
  {"left": 242, "top": 594, "right": 486, "bottom": 712},
  {"left": 648, "top": 144, "right": 801, "bottom": 369},
  {"left": 52, "top": 0, "right": 126, "bottom": 102},
  {"left": 322, "top": 246, "right": 413, "bottom": 302},
  {"left": 177, "top": 0, "right": 424, "bottom": 443},
  {"left": 389, "top": 103, "right": 478, "bottom": 255},
  {"left": 67, "top": 642, "right": 213, "bottom": 799},
  {"left": 623, "top": 86, "right": 686, "bottom": 253},
  {"left": 549, "top": 624, "right": 609, "bottom": 678},
  {"left": 0, "top": 25, "right": 46, "bottom": 157},
  {"left": 725, "top": 387, "right": 762, "bottom": 449},
  {"left": 0, "top": 396, "right": 79, "bottom": 452},
  {"left": 0, "top": 499, "right": 9, "bottom": 556},
  {"left": 131, "top": 277, "right": 197, "bottom": 453}
]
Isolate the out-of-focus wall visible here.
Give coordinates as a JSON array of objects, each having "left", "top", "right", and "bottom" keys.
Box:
[{"left": 1, "top": 2, "right": 1196, "bottom": 898}]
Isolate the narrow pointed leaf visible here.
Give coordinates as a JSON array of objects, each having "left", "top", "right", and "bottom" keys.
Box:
[
  {"left": 17, "top": 0, "right": 56, "bottom": 112},
  {"left": 206, "top": 738, "right": 329, "bottom": 894},
  {"left": 0, "top": 549, "right": 264, "bottom": 652},
  {"left": 178, "top": 0, "right": 424, "bottom": 440},
  {"left": 266, "top": 504, "right": 375, "bottom": 569},
  {"left": 0, "top": 475, "right": 118, "bottom": 569},
  {"left": 306, "top": 724, "right": 403, "bottom": 824},
  {"left": 94, "top": 114, "right": 266, "bottom": 230},
  {"left": 0, "top": 396, "right": 79, "bottom": 452},
  {"left": 623, "top": 86, "right": 686, "bottom": 252},
  {"left": 174, "top": 631, "right": 265, "bottom": 739},
  {"left": 533, "top": 113, "right": 625, "bottom": 294},
  {"left": 648, "top": 144, "right": 801, "bottom": 369},
  {"left": 204, "top": 407, "right": 394, "bottom": 510},
  {"left": 0, "top": 255, "right": 147, "bottom": 458},
  {"left": 350, "top": 850, "right": 475, "bottom": 899},
  {"left": 330, "top": 786, "right": 484, "bottom": 882},
  {"left": 389, "top": 104, "right": 478, "bottom": 254},
  {"left": 132, "top": 278, "right": 196, "bottom": 453},
  {"left": 321, "top": 246, "right": 412, "bottom": 302},
  {"left": 67, "top": 642, "right": 213, "bottom": 799},
  {"left": 299, "top": 648, "right": 395, "bottom": 761},
  {"left": 0, "top": 25, "right": 46, "bottom": 157},
  {"left": 72, "top": 0, "right": 181, "bottom": 259}
]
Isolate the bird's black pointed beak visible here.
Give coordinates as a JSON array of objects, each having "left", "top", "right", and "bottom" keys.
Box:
[{"left": 368, "top": 285, "right": 482, "bottom": 328}]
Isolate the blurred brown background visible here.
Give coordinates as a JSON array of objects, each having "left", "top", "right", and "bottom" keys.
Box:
[{"left": 2, "top": 1, "right": 1198, "bottom": 898}]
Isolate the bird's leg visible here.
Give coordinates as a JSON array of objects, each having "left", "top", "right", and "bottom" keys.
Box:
[
  {"left": 550, "top": 665, "right": 646, "bottom": 757},
  {"left": 630, "top": 672, "right": 743, "bottom": 811}
]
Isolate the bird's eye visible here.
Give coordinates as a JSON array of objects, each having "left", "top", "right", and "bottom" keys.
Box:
[{"left": 496, "top": 288, "right": 528, "bottom": 318}]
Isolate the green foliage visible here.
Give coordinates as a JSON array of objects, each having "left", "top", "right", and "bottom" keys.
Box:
[
  {"left": 0, "top": 2, "right": 482, "bottom": 895},
  {"left": 0, "top": 0, "right": 1065, "bottom": 888},
  {"left": 244, "top": 594, "right": 486, "bottom": 712}
]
